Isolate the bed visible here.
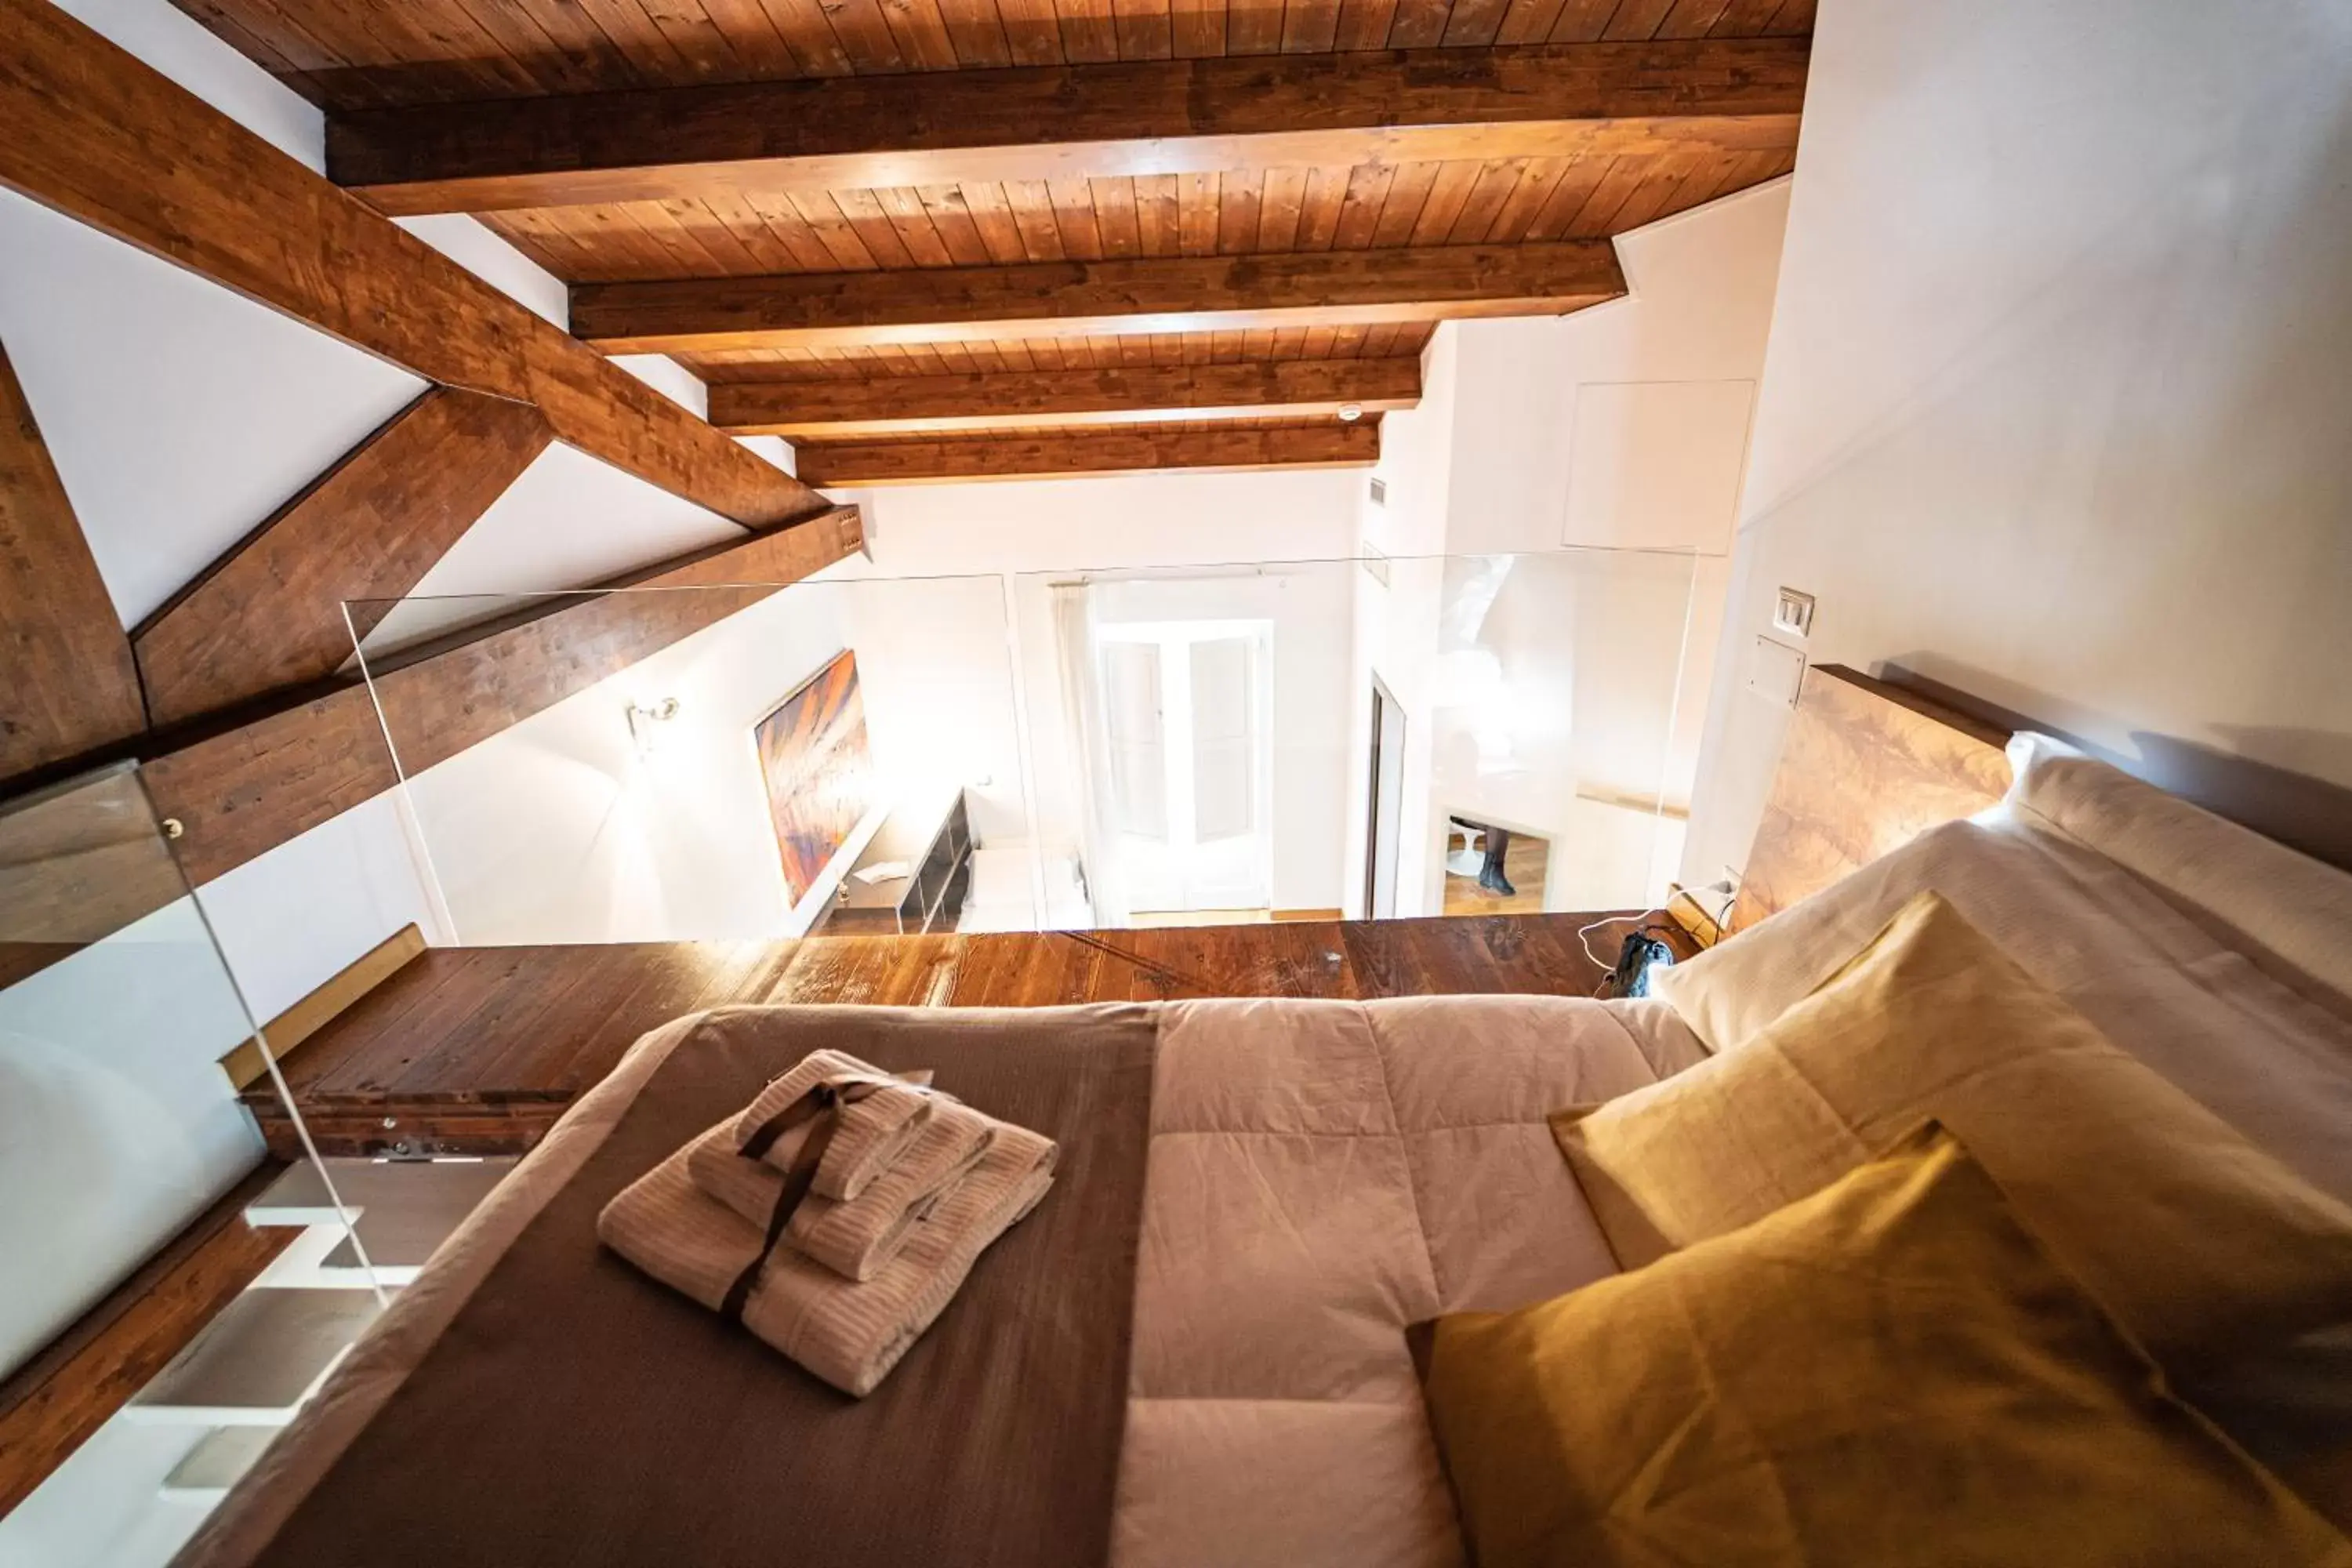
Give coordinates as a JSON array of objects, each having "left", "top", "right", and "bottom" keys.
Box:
[{"left": 180, "top": 736, "right": 2352, "bottom": 1567}]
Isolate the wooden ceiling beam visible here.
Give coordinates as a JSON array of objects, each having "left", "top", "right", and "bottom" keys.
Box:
[
  {"left": 132, "top": 388, "right": 553, "bottom": 728},
  {"left": 710, "top": 359, "right": 1423, "bottom": 439},
  {"left": 141, "top": 506, "right": 863, "bottom": 887},
  {"left": 0, "top": 0, "right": 826, "bottom": 532},
  {"left": 795, "top": 424, "right": 1379, "bottom": 485},
  {"left": 575, "top": 242, "right": 1626, "bottom": 355},
  {"left": 328, "top": 38, "right": 1809, "bottom": 216},
  {"left": 0, "top": 343, "right": 148, "bottom": 783}
]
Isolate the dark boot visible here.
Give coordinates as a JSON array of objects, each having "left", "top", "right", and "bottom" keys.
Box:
[{"left": 1477, "top": 828, "right": 1515, "bottom": 896}]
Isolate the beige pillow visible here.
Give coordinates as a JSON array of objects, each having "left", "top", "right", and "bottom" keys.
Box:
[
  {"left": 1416, "top": 1127, "right": 2352, "bottom": 1568},
  {"left": 1554, "top": 892, "right": 2352, "bottom": 1363}
]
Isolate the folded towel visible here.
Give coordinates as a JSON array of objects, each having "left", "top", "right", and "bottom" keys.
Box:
[
  {"left": 734, "top": 1050, "right": 941, "bottom": 1202},
  {"left": 686, "top": 1099, "right": 996, "bottom": 1281},
  {"left": 599, "top": 1121, "right": 1058, "bottom": 1396}
]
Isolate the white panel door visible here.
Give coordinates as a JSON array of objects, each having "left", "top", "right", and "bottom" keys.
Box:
[{"left": 1098, "top": 622, "right": 1272, "bottom": 914}]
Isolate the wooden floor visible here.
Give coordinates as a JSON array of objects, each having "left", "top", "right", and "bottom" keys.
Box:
[
  {"left": 245, "top": 914, "right": 1625, "bottom": 1158},
  {"left": 1440, "top": 834, "right": 1551, "bottom": 916}
]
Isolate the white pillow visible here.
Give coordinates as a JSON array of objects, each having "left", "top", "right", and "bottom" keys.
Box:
[
  {"left": 2005, "top": 733, "right": 2352, "bottom": 1016},
  {"left": 1656, "top": 765, "right": 2352, "bottom": 1203}
]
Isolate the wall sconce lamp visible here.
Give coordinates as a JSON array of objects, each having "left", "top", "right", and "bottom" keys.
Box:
[{"left": 626, "top": 696, "right": 681, "bottom": 756}]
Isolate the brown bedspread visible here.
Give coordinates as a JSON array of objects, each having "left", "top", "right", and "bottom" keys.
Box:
[{"left": 244, "top": 1004, "right": 1160, "bottom": 1568}]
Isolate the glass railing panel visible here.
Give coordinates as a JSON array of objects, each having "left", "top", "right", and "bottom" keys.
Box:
[
  {"left": 1014, "top": 547, "right": 1701, "bottom": 929},
  {"left": 347, "top": 547, "right": 1702, "bottom": 947},
  {"left": 0, "top": 763, "right": 385, "bottom": 1567},
  {"left": 348, "top": 570, "right": 1038, "bottom": 946}
]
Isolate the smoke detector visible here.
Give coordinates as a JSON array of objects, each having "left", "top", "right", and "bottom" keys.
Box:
[{"left": 1337, "top": 403, "right": 1363, "bottom": 423}]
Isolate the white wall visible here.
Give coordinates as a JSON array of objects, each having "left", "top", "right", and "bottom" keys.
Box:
[
  {"left": 1346, "top": 183, "right": 1792, "bottom": 914},
  {"left": 1685, "top": 0, "right": 2352, "bottom": 884}
]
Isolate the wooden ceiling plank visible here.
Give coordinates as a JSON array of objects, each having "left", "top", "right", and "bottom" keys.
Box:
[
  {"left": 1052, "top": 175, "right": 1114, "bottom": 261},
  {"left": 870, "top": 185, "right": 960, "bottom": 267},
  {"left": 142, "top": 507, "right": 865, "bottom": 887},
  {"left": 1131, "top": 172, "right": 1180, "bottom": 254},
  {"left": 1223, "top": 0, "right": 1283, "bottom": 55},
  {"left": 1491, "top": 0, "right": 1567, "bottom": 45},
  {"left": 1294, "top": 165, "right": 1347, "bottom": 249},
  {"left": 131, "top": 387, "right": 554, "bottom": 728},
  {"left": 1004, "top": 179, "right": 1069, "bottom": 261},
  {"left": 442, "top": 0, "right": 612, "bottom": 96},
  {"left": 1479, "top": 154, "right": 1572, "bottom": 242},
  {"left": 785, "top": 188, "right": 887, "bottom": 270},
  {"left": 1655, "top": 0, "right": 1732, "bottom": 39},
  {"left": 329, "top": 38, "right": 1810, "bottom": 215},
  {"left": 1439, "top": 0, "right": 1514, "bottom": 47},
  {"left": 572, "top": 238, "right": 1626, "bottom": 352},
  {"left": 912, "top": 183, "right": 1000, "bottom": 264},
  {"left": 1369, "top": 161, "right": 1443, "bottom": 249},
  {"left": 1546, "top": 0, "right": 1617, "bottom": 42},
  {"left": 1277, "top": 0, "right": 1340, "bottom": 53},
  {"left": 829, "top": 186, "right": 924, "bottom": 267},
  {"left": 796, "top": 420, "right": 1376, "bottom": 483},
  {"left": 1382, "top": 0, "right": 1449, "bottom": 49},
  {"left": 1559, "top": 151, "right": 1650, "bottom": 234},
  {"left": 1409, "top": 159, "right": 1485, "bottom": 245},
  {"left": 645, "top": 0, "right": 760, "bottom": 78},
  {"left": 878, "top": 0, "right": 964, "bottom": 68},
  {"left": 1328, "top": 0, "right": 1394, "bottom": 49},
  {"left": 0, "top": 343, "right": 148, "bottom": 782},
  {"left": 1602, "top": 0, "right": 1677, "bottom": 40},
  {"left": 956, "top": 180, "right": 1033, "bottom": 263},
  {"left": 0, "top": 0, "right": 825, "bottom": 530},
  {"left": 1216, "top": 169, "right": 1264, "bottom": 256},
  {"left": 1329, "top": 163, "right": 1396, "bottom": 249},
  {"left": 823, "top": 0, "right": 916, "bottom": 71},
  {"left": 996, "top": 0, "right": 1069, "bottom": 64},
  {"left": 712, "top": 355, "right": 1419, "bottom": 434},
  {"left": 1093, "top": 176, "right": 1145, "bottom": 258},
  {"left": 750, "top": 0, "right": 858, "bottom": 74},
  {"left": 932, "top": 0, "right": 1014, "bottom": 65},
  {"left": 1169, "top": 0, "right": 1225, "bottom": 57},
  {"left": 1256, "top": 165, "right": 1308, "bottom": 251},
  {"left": 1712, "top": 0, "right": 1790, "bottom": 35},
  {"left": 1054, "top": 0, "right": 1122, "bottom": 62}
]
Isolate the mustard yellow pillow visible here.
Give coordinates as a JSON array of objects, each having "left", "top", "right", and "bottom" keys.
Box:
[
  {"left": 1415, "top": 1128, "right": 2352, "bottom": 1568},
  {"left": 1551, "top": 893, "right": 2352, "bottom": 1363}
]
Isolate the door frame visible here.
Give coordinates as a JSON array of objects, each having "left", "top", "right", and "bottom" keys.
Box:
[{"left": 1363, "top": 673, "right": 1405, "bottom": 920}]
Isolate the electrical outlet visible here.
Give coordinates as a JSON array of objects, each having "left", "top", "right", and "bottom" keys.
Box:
[{"left": 1773, "top": 586, "right": 1816, "bottom": 638}]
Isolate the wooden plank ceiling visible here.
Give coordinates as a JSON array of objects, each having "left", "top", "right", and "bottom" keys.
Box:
[{"left": 172, "top": 0, "right": 1812, "bottom": 481}]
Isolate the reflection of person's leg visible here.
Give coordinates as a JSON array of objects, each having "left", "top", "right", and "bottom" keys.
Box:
[{"left": 1478, "top": 826, "right": 1515, "bottom": 896}]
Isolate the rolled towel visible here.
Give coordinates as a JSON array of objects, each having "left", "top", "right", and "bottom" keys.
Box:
[
  {"left": 599, "top": 1122, "right": 1058, "bottom": 1396},
  {"left": 734, "top": 1050, "right": 941, "bottom": 1202},
  {"left": 686, "top": 1099, "right": 996, "bottom": 1281}
]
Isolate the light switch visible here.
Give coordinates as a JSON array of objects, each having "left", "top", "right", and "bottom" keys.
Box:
[
  {"left": 1773, "top": 587, "right": 1816, "bottom": 638},
  {"left": 1745, "top": 635, "right": 1806, "bottom": 708}
]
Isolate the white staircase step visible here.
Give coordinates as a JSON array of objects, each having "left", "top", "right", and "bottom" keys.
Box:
[
  {"left": 245, "top": 1156, "right": 514, "bottom": 1229},
  {"left": 316, "top": 1232, "right": 422, "bottom": 1288},
  {"left": 160, "top": 1427, "right": 278, "bottom": 1501},
  {"left": 124, "top": 1289, "right": 381, "bottom": 1427}
]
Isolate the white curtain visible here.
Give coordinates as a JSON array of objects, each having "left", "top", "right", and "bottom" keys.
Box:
[{"left": 1049, "top": 583, "right": 1129, "bottom": 927}]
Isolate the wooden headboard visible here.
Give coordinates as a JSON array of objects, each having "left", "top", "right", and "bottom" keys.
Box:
[{"left": 1729, "top": 664, "right": 2013, "bottom": 933}]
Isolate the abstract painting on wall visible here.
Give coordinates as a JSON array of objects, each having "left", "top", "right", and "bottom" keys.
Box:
[{"left": 752, "top": 649, "right": 876, "bottom": 905}]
